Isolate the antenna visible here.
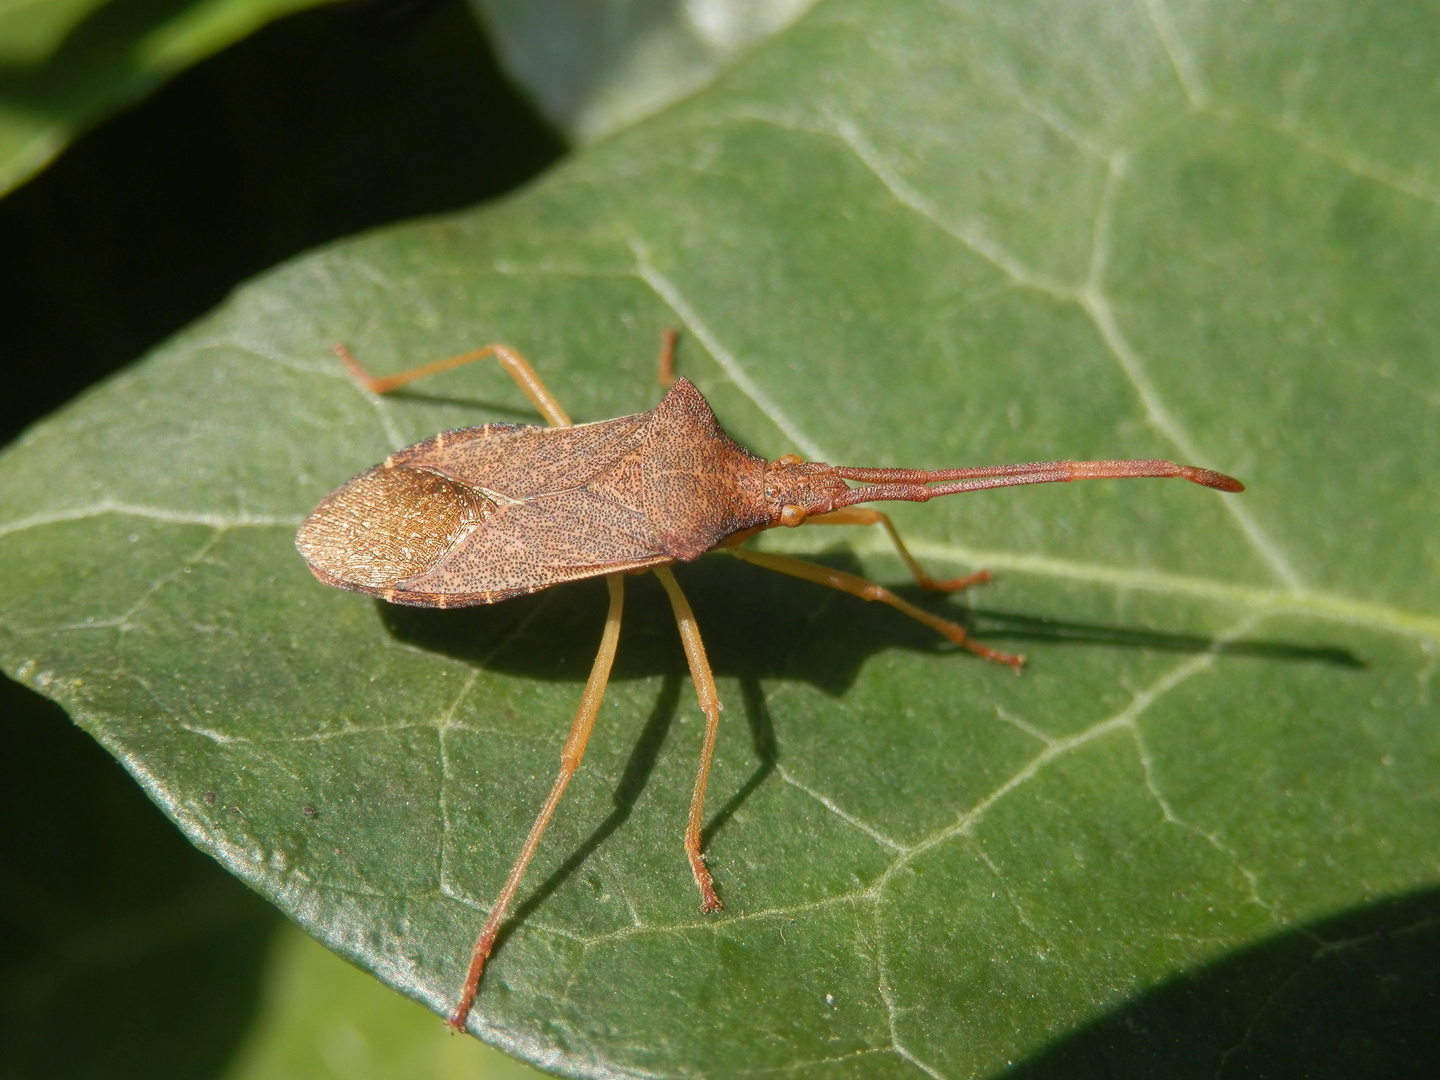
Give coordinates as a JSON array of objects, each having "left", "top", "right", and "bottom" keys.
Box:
[{"left": 831, "top": 459, "right": 1243, "bottom": 507}]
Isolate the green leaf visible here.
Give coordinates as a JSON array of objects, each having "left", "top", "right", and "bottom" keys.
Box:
[
  {"left": 3, "top": 0, "right": 1438, "bottom": 1076},
  {"left": 0, "top": 0, "right": 343, "bottom": 196}
]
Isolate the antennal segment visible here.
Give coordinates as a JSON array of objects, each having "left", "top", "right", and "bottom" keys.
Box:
[{"left": 832, "top": 459, "right": 1243, "bottom": 507}]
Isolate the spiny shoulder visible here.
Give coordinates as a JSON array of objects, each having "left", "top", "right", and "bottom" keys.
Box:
[
  {"left": 646, "top": 378, "right": 726, "bottom": 442},
  {"left": 641, "top": 378, "right": 762, "bottom": 472}
]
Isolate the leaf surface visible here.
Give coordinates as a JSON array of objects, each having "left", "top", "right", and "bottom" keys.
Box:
[{"left": 2, "top": 1, "right": 1438, "bottom": 1076}]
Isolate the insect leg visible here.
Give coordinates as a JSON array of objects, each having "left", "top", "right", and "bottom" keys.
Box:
[
  {"left": 656, "top": 327, "right": 678, "bottom": 389},
  {"left": 334, "top": 342, "right": 573, "bottom": 428},
  {"left": 653, "top": 566, "right": 724, "bottom": 913},
  {"left": 449, "top": 573, "right": 626, "bottom": 1031},
  {"left": 802, "top": 506, "right": 991, "bottom": 593},
  {"left": 728, "top": 546, "right": 1023, "bottom": 671}
]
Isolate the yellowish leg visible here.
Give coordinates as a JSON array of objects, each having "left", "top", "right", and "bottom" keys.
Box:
[
  {"left": 656, "top": 327, "right": 679, "bottom": 388},
  {"left": 334, "top": 342, "right": 573, "bottom": 428},
  {"left": 653, "top": 566, "right": 725, "bottom": 913},
  {"left": 727, "top": 546, "right": 1023, "bottom": 671},
  {"left": 803, "top": 506, "right": 991, "bottom": 593},
  {"left": 448, "top": 573, "right": 626, "bottom": 1032}
]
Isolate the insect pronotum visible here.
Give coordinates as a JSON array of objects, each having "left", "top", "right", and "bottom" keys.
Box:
[{"left": 295, "top": 330, "right": 1243, "bottom": 1030}]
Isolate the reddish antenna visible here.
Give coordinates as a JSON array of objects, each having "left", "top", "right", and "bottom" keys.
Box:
[{"left": 830, "top": 459, "right": 1243, "bottom": 507}]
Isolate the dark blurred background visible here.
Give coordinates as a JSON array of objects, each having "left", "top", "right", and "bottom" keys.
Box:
[
  {"left": 0, "top": 0, "right": 562, "bottom": 449},
  {"left": 0, "top": 1, "right": 561, "bottom": 1073}
]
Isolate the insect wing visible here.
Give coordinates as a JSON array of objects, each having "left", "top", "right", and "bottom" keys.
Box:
[
  {"left": 373, "top": 414, "right": 672, "bottom": 604},
  {"left": 297, "top": 380, "right": 770, "bottom": 607}
]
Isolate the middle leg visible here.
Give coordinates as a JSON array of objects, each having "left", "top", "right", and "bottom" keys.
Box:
[
  {"left": 656, "top": 327, "right": 679, "bottom": 389},
  {"left": 653, "top": 566, "right": 724, "bottom": 913},
  {"left": 802, "top": 506, "right": 991, "bottom": 593},
  {"left": 727, "top": 546, "right": 1023, "bottom": 670}
]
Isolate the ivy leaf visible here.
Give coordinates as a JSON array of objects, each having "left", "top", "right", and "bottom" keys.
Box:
[
  {"left": 0, "top": 0, "right": 343, "bottom": 196},
  {"left": 2, "top": 1, "right": 1438, "bottom": 1076}
]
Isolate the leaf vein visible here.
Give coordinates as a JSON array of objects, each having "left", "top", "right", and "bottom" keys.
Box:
[
  {"left": 777, "top": 765, "right": 906, "bottom": 852},
  {"left": 0, "top": 503, "right": 300, "bottom": 538},
  {"left": 629, "top": 238, "right": 830, "bottom": 459},
  {"left": 882, "top": 617, "right": 1253, "bottom": 881},
  {"left": 1138, "top": 0, "right": 1210, "bottom": 108}
]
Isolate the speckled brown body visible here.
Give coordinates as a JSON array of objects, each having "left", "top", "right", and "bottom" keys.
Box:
[{"left": 296, "top": 378, "right": 771, "bottom": 606}]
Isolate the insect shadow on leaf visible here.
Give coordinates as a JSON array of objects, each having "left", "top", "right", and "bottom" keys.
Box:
[
  {"left": 379, "top": 550, "right": 1359, "bottom": 951},
  {"left": 962, "top": 607, "right": 1365, "bottom": 668},
  {"left": 1004, "top": 884, "right": 1440, "bottom": 1079},
  {"left": 377, "top": 550, "right": 971, "bottom": 697}
]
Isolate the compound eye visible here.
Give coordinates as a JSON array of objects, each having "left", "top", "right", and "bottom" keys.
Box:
[{"left": 779, "top": 504, "right": 806, "bottom": 527}]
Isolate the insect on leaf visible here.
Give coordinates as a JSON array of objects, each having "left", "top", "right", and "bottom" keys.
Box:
[{"left": 1, "top": 0, "right": 1438, "bottom": 1077}]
